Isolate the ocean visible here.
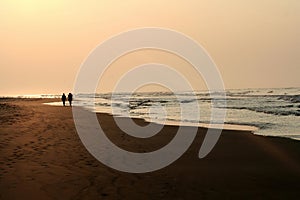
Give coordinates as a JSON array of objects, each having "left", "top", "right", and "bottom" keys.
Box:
[{"left": 43, "top": 87, "right": 300, "bottom": 140}]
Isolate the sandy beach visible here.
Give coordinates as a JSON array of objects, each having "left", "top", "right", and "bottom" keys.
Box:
[{"left": 0, "top": 98, "right": 300, "bottom": 199}]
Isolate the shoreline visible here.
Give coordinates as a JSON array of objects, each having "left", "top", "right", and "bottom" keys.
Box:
[
  {"left": 46, "top": 100, "right": 300, "bottom": 141},
  {"left": 44, "top": 100, "right": 259, "bottom": 131},
  {"left": 1, "top": 98, "right": 300, "bottom": 199},
  {"left": 3, "top": 97, "right": 299, "bottom": 142}
]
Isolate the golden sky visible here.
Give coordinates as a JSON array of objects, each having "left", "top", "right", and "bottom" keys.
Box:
[{"left": 0, "top": 0, "right": 299, "bottom": 95}]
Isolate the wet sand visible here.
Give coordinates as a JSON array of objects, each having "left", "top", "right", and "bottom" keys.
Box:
[{"left": 0, "top": 98, "right": 300, "bottom": 199}]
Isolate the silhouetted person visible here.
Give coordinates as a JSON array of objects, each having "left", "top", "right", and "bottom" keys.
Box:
[
  {"left": 61, "top": 93, "right": 66, "bottom": 106},
  {"left": 68, "top": 93, "right": 73, "bottom": 106}
]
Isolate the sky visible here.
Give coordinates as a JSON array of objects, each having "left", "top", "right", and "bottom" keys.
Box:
[{"left": 0, "top": 0, "right": 299, "bottom": 95}]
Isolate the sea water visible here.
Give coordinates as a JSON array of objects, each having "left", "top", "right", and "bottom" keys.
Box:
[{"left": 45, "top": 87, "right": 300, "bottom": 140}]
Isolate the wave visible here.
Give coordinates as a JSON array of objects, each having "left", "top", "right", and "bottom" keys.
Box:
[
  {"left": 278, "top": 95, "right": 300, "bottom": 103},
  {"left": 180, "top": 99, "right": 196, "bottom": 103},
  {"left": 224, "top": 106, "right": 300, "bottom": 116},
  {"left": 224, "top": 121, "right": 274, "bottom": 129}
]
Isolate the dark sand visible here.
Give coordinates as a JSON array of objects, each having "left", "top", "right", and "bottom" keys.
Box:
[{"left": 0, "top": 98, "right": 300, "bottom": 199}]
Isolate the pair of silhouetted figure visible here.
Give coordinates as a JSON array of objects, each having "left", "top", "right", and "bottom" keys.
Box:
[{"left": 62, "top": 93, "right": 73, "bottom": 106}]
